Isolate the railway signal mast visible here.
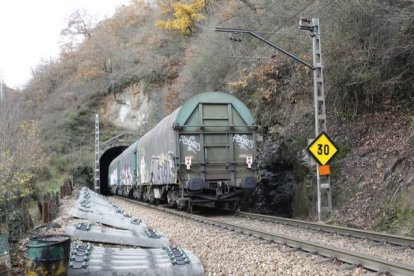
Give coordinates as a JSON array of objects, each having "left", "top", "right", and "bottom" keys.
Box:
[
  {"left": 94, "top": 114, "right": 100, "bottom": 193},
  {"left": 299, "top": 18, "right": 333, "bottom": 221},
  {"left": 215, "top": 17, "right": 332, "bottom": 221},
  {"left": 0, "top": 71, "right": 3, "bottom": 102}
]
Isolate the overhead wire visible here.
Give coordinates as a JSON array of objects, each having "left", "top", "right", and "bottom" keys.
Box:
[
  {"left": 213, "top": 0, "right": 340, "bottom": 91},
  {"left": 213, "top": 0, "right": 319, "bottom": 91}
]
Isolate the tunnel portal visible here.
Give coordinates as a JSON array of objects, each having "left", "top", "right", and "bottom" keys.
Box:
[{"left": 99, "top": 146, "right": 127, "bottom": 195}]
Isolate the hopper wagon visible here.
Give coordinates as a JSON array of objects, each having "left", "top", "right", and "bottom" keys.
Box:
[{"left": 108, "top": 92, "right": 258, "bottom": 211}]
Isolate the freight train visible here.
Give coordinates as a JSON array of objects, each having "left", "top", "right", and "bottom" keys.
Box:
[{"left": 108, "top": 92, "right": 258, "bottom": 211}]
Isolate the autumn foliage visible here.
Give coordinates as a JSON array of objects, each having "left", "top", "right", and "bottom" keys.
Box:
[{"left": 156, "top": 0, "right": 207, "bottom": 35}]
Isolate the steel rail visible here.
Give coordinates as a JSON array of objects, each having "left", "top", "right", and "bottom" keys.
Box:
[
  {"left": 239, "top": 212, "right": 414, "bottom": 248},
  {"left": 113, "top": 196, "right": 414, "bottom": 276}
]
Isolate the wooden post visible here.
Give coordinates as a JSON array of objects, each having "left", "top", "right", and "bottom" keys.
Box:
[
  {"left": 48, "top": 200, "right": 54, "bottom": 221},
  {"left": 37, "top": 201, "right": 42, "bottom": 217},
  {"left": 56, "top": 192, "right": 60, "bottom": 207},
  {"left": 41, "top": 202, "right": 49, "bottom": 223},
  {"left": 69, "top": 180, "right": 73, "bottom": 194},
  {"left": 21, "top": 199, "right": 34, "bottom": 230},
  {"left": 67, "top": 182, "right": 71, "bottom": 195}
]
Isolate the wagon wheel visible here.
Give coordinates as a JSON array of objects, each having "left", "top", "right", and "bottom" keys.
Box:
[
  {"left": 228, "top": 201, "right": 239, "bottom": 213},
  {"left": 146, "top": 188, "right": 155, "bottom": 204},
  {"left": 132, "top": 188, "right": 140, "bottom": 200},
  {"left": 167, "top": 190, "right": 178, "bottom": 207},
  {"left": 128, "top": 188, "right": 134, "bottom": 198},
  {"left": 187, "top": 200, "right": 193, "bottom": 213}
]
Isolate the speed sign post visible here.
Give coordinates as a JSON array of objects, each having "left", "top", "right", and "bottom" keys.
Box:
[
  {"left": 306, "top": 131, "right": 338, "bottom": 166},
  {"left": 307, "top": 131, "right": 339, "bottom": 221}
]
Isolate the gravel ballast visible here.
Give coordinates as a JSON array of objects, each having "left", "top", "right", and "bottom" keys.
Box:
[{"left": 111, "top": 198, "right": 369, "bottom": 275}]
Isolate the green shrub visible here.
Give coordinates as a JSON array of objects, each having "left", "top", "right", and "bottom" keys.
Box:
[{"left": 324, "top": 0, "right": 414, "bottom": 112}]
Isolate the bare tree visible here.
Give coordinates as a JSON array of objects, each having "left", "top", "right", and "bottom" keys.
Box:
[{"left": 60, "top": 9, "right": 96, "bottom": 53}]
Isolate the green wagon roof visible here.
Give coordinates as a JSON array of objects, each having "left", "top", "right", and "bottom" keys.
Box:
[{"left": 175, "top": 92, "right": 255, "bottom": 126}]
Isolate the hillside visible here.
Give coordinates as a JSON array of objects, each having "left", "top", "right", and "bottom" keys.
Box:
[
  {"left": 2, "top": 0, "right": 413, "bottom": 237},
  {"left": 330, "top": 106, "right": 414, "bottom": 235}
]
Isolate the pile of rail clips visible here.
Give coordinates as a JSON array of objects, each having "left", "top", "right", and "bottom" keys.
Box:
[{"left": 67, "top": 187, "right": 204, "bottom": 275}]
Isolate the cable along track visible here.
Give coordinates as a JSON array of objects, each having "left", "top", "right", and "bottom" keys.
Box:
[{"left": 112, "top": 197, "right": 414, "bottom": 275}]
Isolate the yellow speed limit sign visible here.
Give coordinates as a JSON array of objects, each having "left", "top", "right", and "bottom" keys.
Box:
[{"left": 306, "top": 131, "right": 339, "bottom": 166}]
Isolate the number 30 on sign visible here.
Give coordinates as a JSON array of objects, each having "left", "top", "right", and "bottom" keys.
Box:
[{"left": 306, "top": 131, "right": 339, "bottom": 166}]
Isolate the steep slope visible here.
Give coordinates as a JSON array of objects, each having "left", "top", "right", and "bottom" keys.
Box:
[{"left": 330, "top": 105, "right": 414, "bottom": 235}]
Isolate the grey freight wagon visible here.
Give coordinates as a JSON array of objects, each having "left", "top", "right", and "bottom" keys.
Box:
[{"left": 108, "top": 92, "right": 258, "bottom": 211}]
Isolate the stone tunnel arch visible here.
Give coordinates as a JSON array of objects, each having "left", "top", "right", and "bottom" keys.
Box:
[
  {"left": 98, "top": 131, "right": 139, "bottom": 195},
  {"left": 99, "top": 146, "right": 128, "bottom": 196}
]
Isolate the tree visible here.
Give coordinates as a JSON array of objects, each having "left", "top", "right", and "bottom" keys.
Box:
[
  {"left": 60, "top": 9, "right": 96, "bottom": 53},
  {"left": 0, "top": 98, "right": 47, "bottom": 236},
  {"left": 156, "top": 0, "right": 207, "bottom": 35}
]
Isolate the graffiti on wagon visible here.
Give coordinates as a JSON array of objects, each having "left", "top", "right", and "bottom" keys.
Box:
[
  {"left": 150, "top": 152, "right": 176, "bottom": 184},
  {"left": 233, "top": 134, "right": 253, "bottom": 150},
  {"left": 179, "top": 136, "right": 201, "bottom": 154}
]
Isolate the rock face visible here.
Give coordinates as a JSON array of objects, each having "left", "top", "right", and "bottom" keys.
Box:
[
  {"left": 102, "top": 81, "right": 165, "bottom": 133},
  {"left": 243, "top": 138, "right": 308, "bottom": 217},
  {"left": 103, "top": 82, "right": 155, "bottom": 130},
  {"left": 245, "top": 171, "right": 296, "bottom": 217}
]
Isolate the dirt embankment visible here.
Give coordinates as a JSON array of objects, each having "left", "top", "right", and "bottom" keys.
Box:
[{"left": 330, "top": 105, "right": 414, "bottom": 235}]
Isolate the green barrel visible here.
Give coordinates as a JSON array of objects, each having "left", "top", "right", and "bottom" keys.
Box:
[
  {"left": 0, "top": 235, "right": 11, "bottom": 276},
  {"left": 25, "top": 235, "right": 71, "bottom": 276}
]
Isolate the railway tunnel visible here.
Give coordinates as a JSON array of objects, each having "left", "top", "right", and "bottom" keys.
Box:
[
  {"left": 97, "top": 131, "right": 138, "bottom": 195},
  {"left": 99, "top": 146, "right": 127, "bottom": 196}
]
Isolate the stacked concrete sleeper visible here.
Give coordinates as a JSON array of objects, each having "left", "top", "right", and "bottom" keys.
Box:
[{"left": 66, "top": 187, "right": 204, "bottom": 275}]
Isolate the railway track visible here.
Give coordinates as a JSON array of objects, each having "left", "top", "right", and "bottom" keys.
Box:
[
  {"left": 239, "top": 212, "right": 414, "bottom": 248},
  {"left": 113, "top": 196, "right": 414, "bottom": 275}
]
